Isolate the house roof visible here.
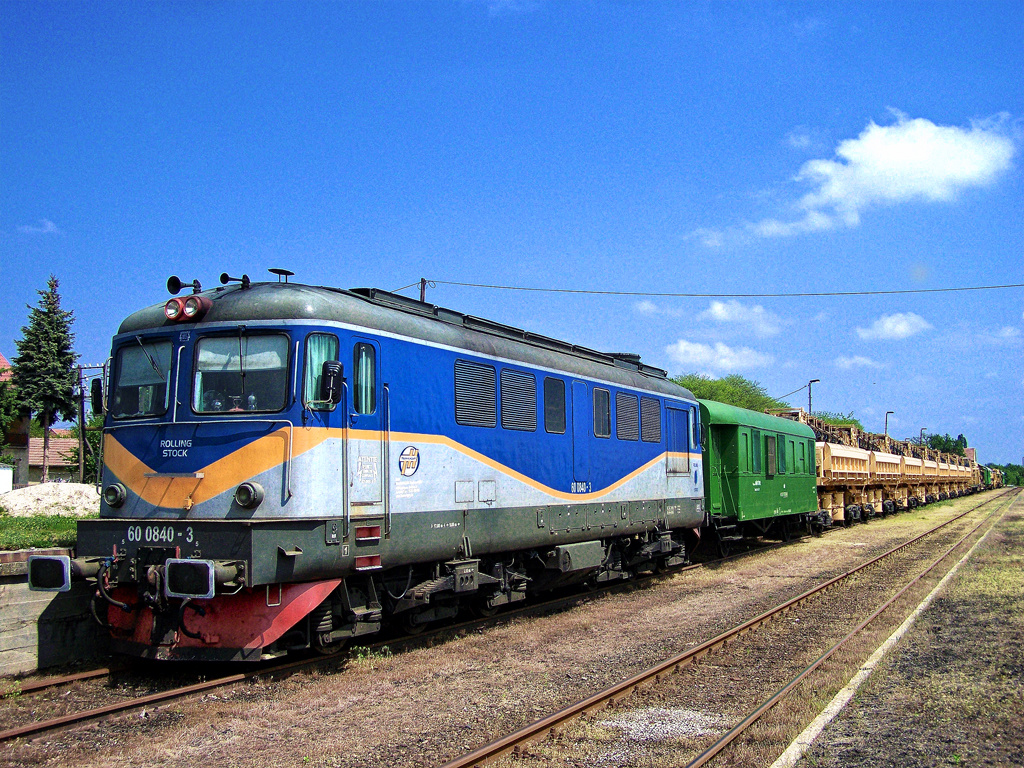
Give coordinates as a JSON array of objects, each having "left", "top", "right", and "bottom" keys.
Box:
[
  {"left": 28, "top": 437, "right": 77, "bottom": 468},
  {"left": 0, "top": 352, "right": 11, "bottom": 383}
]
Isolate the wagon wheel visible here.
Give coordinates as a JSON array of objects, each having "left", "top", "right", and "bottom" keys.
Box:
[
  {"left": 779, "top": 520, "right": 792, "bottom": 543},
  {"left": 714, "top": 531, "right": 731, "bottom": 559}
]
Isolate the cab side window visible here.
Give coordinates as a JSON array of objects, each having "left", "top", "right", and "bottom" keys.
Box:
[
  {"left": 353, "top": 342, "right": 376, "bottom": 415},
  {"left": 303, "top": 333, "right": 339, "bottom": 410}
]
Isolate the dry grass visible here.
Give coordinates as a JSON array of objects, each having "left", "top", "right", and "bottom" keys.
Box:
[{"left": 0, "top": 491, "right": 1013, "bottom": 768}]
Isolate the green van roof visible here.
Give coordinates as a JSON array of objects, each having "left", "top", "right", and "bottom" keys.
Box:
[{"left": 698, "top": 399, "right": 816, "bottom": 438}]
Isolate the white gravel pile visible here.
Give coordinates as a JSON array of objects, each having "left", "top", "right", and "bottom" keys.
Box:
[{"left": 0, "top": 482, "right": 101, "bottom": 517}]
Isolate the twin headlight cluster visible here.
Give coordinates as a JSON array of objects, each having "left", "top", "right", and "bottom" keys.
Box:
[
  {"left": 102, "top": 481, "right": 264, "bottom": 509},
  {"left": 164, "top": 294, "right": 212, "bottom": 322}
]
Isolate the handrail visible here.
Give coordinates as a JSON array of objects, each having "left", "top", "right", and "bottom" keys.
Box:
[
  {"left": 383, "top": 383, "right": 391, "bottom": 537},
  {"left": 171, "top": 344, "right": 185, "bottom": 422}
]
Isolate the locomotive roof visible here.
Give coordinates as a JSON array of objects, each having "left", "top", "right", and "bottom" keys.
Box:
[
  {"left": 117, "top": 281, "right": 695, "bottom": 399},
  {"left": 699, "top": 399, "right": 816, "bottom": 439}
]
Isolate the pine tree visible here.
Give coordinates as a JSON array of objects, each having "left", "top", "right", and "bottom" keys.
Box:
[{"left": 12, "top": 275, "right": 78, "bottom": 482}]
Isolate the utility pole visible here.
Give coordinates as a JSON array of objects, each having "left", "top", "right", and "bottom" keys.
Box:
[
  {"left": 884, "top": 410, "right": 894, "bottom": 437},
  {"left": 419, "top": 278, "right": 427, "bottom": 303},
  {"left": 807, "top": 379, "right": 820, "bottom": 414},
  {"left": 77, "top": 365, "right": 86, "bottom": 483}
]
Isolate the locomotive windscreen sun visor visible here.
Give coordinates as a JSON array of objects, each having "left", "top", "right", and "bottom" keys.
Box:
[
  {"left": 165, "top": 559, "right": 217, "bottom": 600},
  {"left": 27, "top": 555, "right": 72, "bottom": 592}
]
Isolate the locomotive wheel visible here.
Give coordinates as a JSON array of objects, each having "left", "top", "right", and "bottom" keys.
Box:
[
  {"left": 313, "top": 634, "right": 346, "bottom": 656},
  {"left": 401, "top": 612, "right": 428, "bottom": 634},
  {"left": 469, "top": 595, "right": 500, "bottom": 618}
]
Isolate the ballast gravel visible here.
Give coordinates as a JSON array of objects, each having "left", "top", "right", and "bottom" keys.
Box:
[{"left": 0, "top": 494, "right": 1009, "bottom": 768}]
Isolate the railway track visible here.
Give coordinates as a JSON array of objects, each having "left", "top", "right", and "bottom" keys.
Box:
[
  {"left": 437, "top": 487, "right": 1019, "bottom": 768},
  {"left": 0, "top": 490, "right": 1006, "bottom": 750},
  {"left": 0, "top": 531, "right": 781, "bottom": 743}
]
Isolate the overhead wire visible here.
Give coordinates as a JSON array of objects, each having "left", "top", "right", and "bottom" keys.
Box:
[{"left": 426, "top": 279, "right": 1024, "bottom": 299}]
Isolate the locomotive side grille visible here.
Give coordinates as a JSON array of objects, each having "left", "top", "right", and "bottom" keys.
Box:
[
  {"left": 641, "top": 397, "right": 662, "bottom": 443},
  {"left": 455, "top": 360, "right": 497, "bottom": 428},
  {"left": 615, "top": 392, "right": 639, "bottom": 441},
  {"left": 500, "top": 369, "right": 537, "bottom": 431}
]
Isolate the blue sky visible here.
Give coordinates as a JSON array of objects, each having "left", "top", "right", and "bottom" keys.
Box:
[{"left": 2, "top": 1, "right": 1022, "bottom": 463}]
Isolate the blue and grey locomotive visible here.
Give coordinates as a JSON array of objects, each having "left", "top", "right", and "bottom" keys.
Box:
[{"left": 29, "top": 271, "right": 705, "bottom": 660}]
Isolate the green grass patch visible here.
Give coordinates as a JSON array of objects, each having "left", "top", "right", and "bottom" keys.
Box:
[{"left": 0, "top": 510, "right": 90, "bottom": 551}]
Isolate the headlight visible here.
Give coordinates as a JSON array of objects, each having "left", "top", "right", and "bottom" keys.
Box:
[
  {"left": 103, "top": 483, "right": 127, "bottom": 507},
  {"left": 234, "top": 482, "right": 264, "bottom": 509},
  {"left": 164, "top": 298, "right": 184, "bottom": 320}
]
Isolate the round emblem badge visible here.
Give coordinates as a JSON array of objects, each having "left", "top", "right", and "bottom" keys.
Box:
[{"left": 399, "top": 446, "right": 420, "bottom": 477}]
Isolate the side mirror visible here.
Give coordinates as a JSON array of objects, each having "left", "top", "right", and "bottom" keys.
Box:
[
  {"left": 90, "top": 378, "right": 105, "bottom": 416},
  {"left": 320, "top": 361, "right": 343, "bottom": 405}
]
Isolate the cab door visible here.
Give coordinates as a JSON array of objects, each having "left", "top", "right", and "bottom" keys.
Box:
[{"left": 347, "top": 340, "right": 383, "bottom": 509}]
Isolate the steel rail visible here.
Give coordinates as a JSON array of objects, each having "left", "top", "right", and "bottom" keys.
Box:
[
  {"left": 8, "top": 667, "right": 119, "bottom": 696},
  {"left": 2, "top": 492, "right": 1002, "bottom": 747},
  {"left": 437, "top": 489, "right": 1016, "bottom": 768},
  {"left": 0, "top": 540, "right": 717, "bottom": 742},
  {"left": 683, "top": 487, "right": 1018, "bottom": 768},
  {"left": 0, "top": 654, "right": 321, "bottom": 743}
]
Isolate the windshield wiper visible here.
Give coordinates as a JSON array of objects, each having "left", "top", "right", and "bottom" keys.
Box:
[{"left": 135, "top": 335, "right": 163, "bottom": 378}]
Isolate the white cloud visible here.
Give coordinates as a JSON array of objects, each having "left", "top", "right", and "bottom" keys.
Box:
[
  {"left": 698, "top": 300, "right": 782, "bottom": 337},
  {"left": 18, "top": 218, "right": 61, "bottom": 235},
  {"left": 856, "top": 312, "right": 933, "bottom": 340},
  {"left": 997, "top": 326, "right": 1020, "bottom": 339},
  {"left": 787, "top": 130, "right": 812, "bottom": 150},
  {"left": 748, "top": 112, "right": 1015, "bottom": 238},
  {"left": 633, "top": 300, "right": 688, "bottom": 318},
  {"left": 665, "top": 339, "right": 773, "bottom": 373},
  {"left": 835, "top": 355, "right": 883, "bottom": 370}
]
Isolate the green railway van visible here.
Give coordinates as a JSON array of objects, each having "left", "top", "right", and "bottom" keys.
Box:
[{"left": 698, "top": 400, "right": 820, "bottom": 540}]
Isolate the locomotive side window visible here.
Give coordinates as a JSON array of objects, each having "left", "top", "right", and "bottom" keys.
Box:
[
  {"left": 500, "top": 369, "right": 537, "bottom": 431},
  {"left": 691, "top": 406, "right": 699, "bottom": 448},
  {"left": 615, "top": 393, "right": 639, "bottom": 441},
  {"left": 666, "top": 407, "right": 689, "bottom": 473},
  {"left": 751, "top": 429, "right": 762, "bottom": 473},
  {"left": 777, "top": 434, "right": 787, "bottom": 473},
  {"left": 544, "top": 377, "right": 566, "bottom": 434},
  {"left": 353, "top": 343, "right": 376, "bottom": 415},
  {"left": 193, "top": 334, "right": 289, "bottom": 414},
  {"left": 593, "top": 388, "right": 611, "bottom": 438},
  {"left": 640, "top": 397, "right": 661, "bottom": 442},
  {"left": 454, "top": 360, "right": 497, "bottom": 427},
  {"left": 111, "top": 338, "right": 173, "bottom": 419},
  {"left": 303, "top": 333, "right": 339, "bottom": 410}
]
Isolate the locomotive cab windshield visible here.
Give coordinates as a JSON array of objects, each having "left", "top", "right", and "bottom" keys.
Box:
[
  {"left": 111, "top": 337, "right": 173, "bottom": 419},
  {"left": 192, "top": 332, "right": 290, "bottom": 413}
]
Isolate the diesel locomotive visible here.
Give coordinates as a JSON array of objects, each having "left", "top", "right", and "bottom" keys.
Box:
[{"left": 29, "top": 271, "right": 709, "bottom": 660}]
